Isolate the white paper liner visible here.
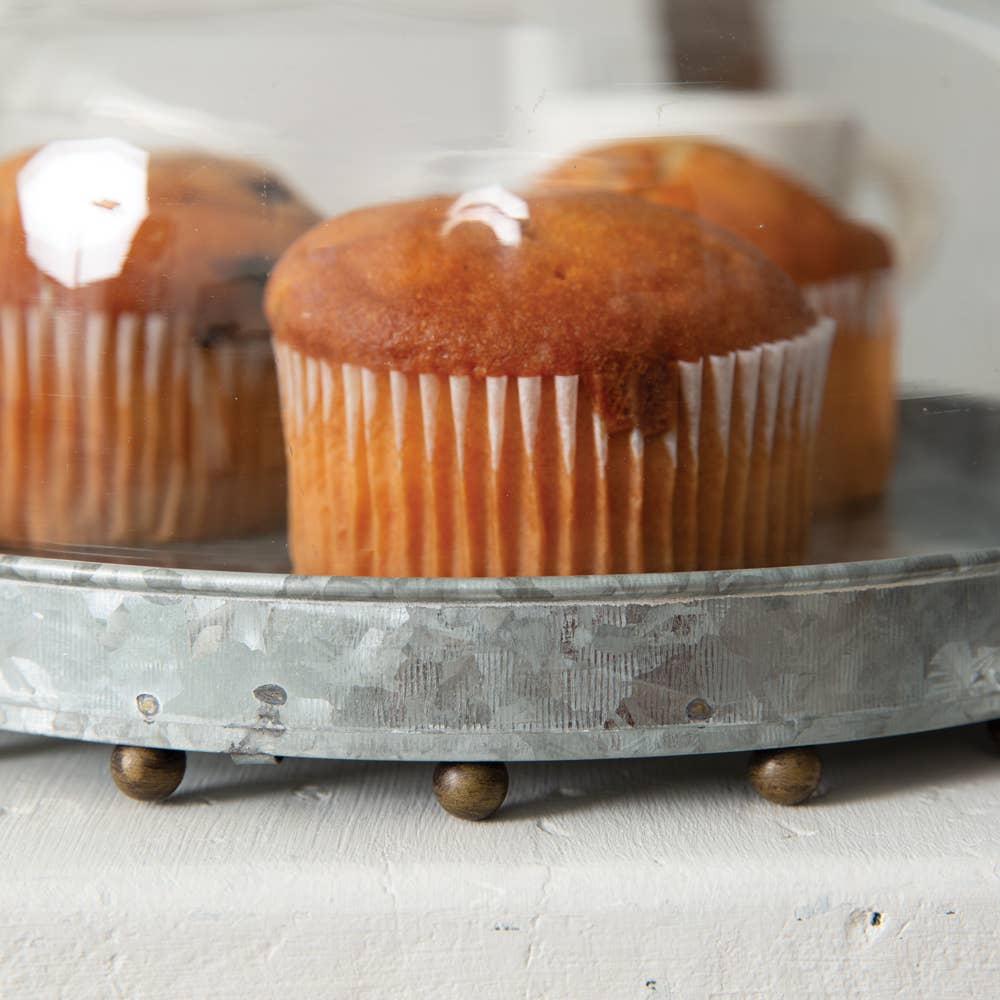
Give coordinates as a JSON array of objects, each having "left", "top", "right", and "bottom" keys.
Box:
[
  {"left": 275, "top": 317, "right": 835, "bottom": 577},
  {"left": 803, "top": 269, "right": 894, "bottom": 337},
  {"left": 0, "top": 304, "right": 284, "bottom": 546},
  {"left": 803, "top": 269, "right": 897, "bottom": 509}
]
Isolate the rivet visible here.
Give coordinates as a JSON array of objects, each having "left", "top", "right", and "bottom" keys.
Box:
[
  {"left": 685, "top": 698, "right": 713, "bottom": 722},
  {"left": 253, "top": 684, "right": 287, "bottom": 706},
  {"left": 136, "top": 693, "right": 160, "bottom": 719}
]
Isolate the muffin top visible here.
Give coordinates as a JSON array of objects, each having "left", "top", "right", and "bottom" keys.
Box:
[
  {"left": 0, "top": 141, "right": 319, "bottom": 341},
  {"left": 535, "top": 139, "right": 892, "bottom": 285},
  {"left": 266, "top": 188, "right": 816, "bottom": 433}
]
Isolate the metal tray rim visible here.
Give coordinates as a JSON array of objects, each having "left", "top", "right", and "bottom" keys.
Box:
[{"left": 2, "top": 546, "right": 1000, "bottom": 605}]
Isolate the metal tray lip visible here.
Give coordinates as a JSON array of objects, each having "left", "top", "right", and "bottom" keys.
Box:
[{"left": 2, "top": 545, "right": 999, "bottom": 605}]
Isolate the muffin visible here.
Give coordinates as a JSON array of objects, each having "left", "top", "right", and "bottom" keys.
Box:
[
  {"left": 537, "top": 139, "right": 895, "bottom": 511},
  {"left": 265, "top": 188, "right": 833, "bottom": 577},
  {"left": 0, "top": 139, "right": 318, "bottom": 546}
]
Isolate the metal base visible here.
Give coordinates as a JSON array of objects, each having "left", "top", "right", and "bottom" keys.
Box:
[{"left": 4, "top": 395, "right": 1000, "bottom": 763}]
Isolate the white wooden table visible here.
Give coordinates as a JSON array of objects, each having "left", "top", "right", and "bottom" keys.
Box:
[{"left": 1, "top": 726, "right": 998, "bottom": 998}]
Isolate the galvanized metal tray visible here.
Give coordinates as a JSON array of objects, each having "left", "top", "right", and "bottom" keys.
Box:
[{"left": 1, "top": 395, "right": 998, "bottom": 762}]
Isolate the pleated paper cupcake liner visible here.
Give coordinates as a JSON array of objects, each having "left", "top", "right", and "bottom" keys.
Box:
[
  {"left": 0, "top": 304, "right": 285, "bottom": 546},
  {"left": 804, "top": 268, "right": 897, "bottom": 511},
  {"left": 275, "top": 317, "right": 834, "bottom": 577}
]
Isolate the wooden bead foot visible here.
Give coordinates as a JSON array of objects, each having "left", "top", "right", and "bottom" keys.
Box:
[
  {"left": 110, "top": 745, "right": 186, "bottom": 802},
  {"left": 748, "top": 747, "right": 822, "bottom": 805},
  {"left": 433, "top": 762, "right": 509, "bottom": 821}
]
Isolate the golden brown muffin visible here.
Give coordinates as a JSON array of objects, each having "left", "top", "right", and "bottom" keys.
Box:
[
  {"left": 537, "top": 139, "right": 890, "bottom": 282},
  {"left": 0, "top": 142, "right": 319, "bottom": 547},
  {"left": 537, "top": 139, "right": 897, "bottom": 510},
  {"left": 267, "top": 189, "right": 833, "bottom": 577}
]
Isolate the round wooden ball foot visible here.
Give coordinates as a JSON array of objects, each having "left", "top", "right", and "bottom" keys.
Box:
[
  {"left": 110, "top": 745, "right": 187, "bottom": 802},
  {"left": 748, "top": 747, "right": 822, "bottom": 806},
  {"left": 432, "top": 762, "right": 509, "bottom": 821}
]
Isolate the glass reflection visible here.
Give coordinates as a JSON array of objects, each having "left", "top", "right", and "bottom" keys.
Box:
[{"left": 17, "top": 138, "right": 149, "bottom": 289}]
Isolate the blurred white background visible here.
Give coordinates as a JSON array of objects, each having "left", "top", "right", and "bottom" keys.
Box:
[{"left": 0, "top": 0, "right": 995, "bottom": 396}]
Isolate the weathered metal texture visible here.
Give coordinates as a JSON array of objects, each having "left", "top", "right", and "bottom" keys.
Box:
[
  {"left": 0, "top": 550, "right": 998, "bottom": 761},
  {"left": 0, "top": 396, "right": 997, "bottom": 761}
]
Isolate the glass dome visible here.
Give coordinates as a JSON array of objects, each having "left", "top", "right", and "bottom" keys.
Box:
[{"left": 0, "top": 0, "right": 995, "bottom": 579}]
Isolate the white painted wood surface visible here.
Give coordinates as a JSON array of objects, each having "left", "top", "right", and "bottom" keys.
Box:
[{"left": 1, "top": 726, "right": 999, "bottom": 998}]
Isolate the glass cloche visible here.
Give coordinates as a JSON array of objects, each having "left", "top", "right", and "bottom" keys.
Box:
[{"left": 0, "top": 1, "right": 998, "bottom": 796}]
